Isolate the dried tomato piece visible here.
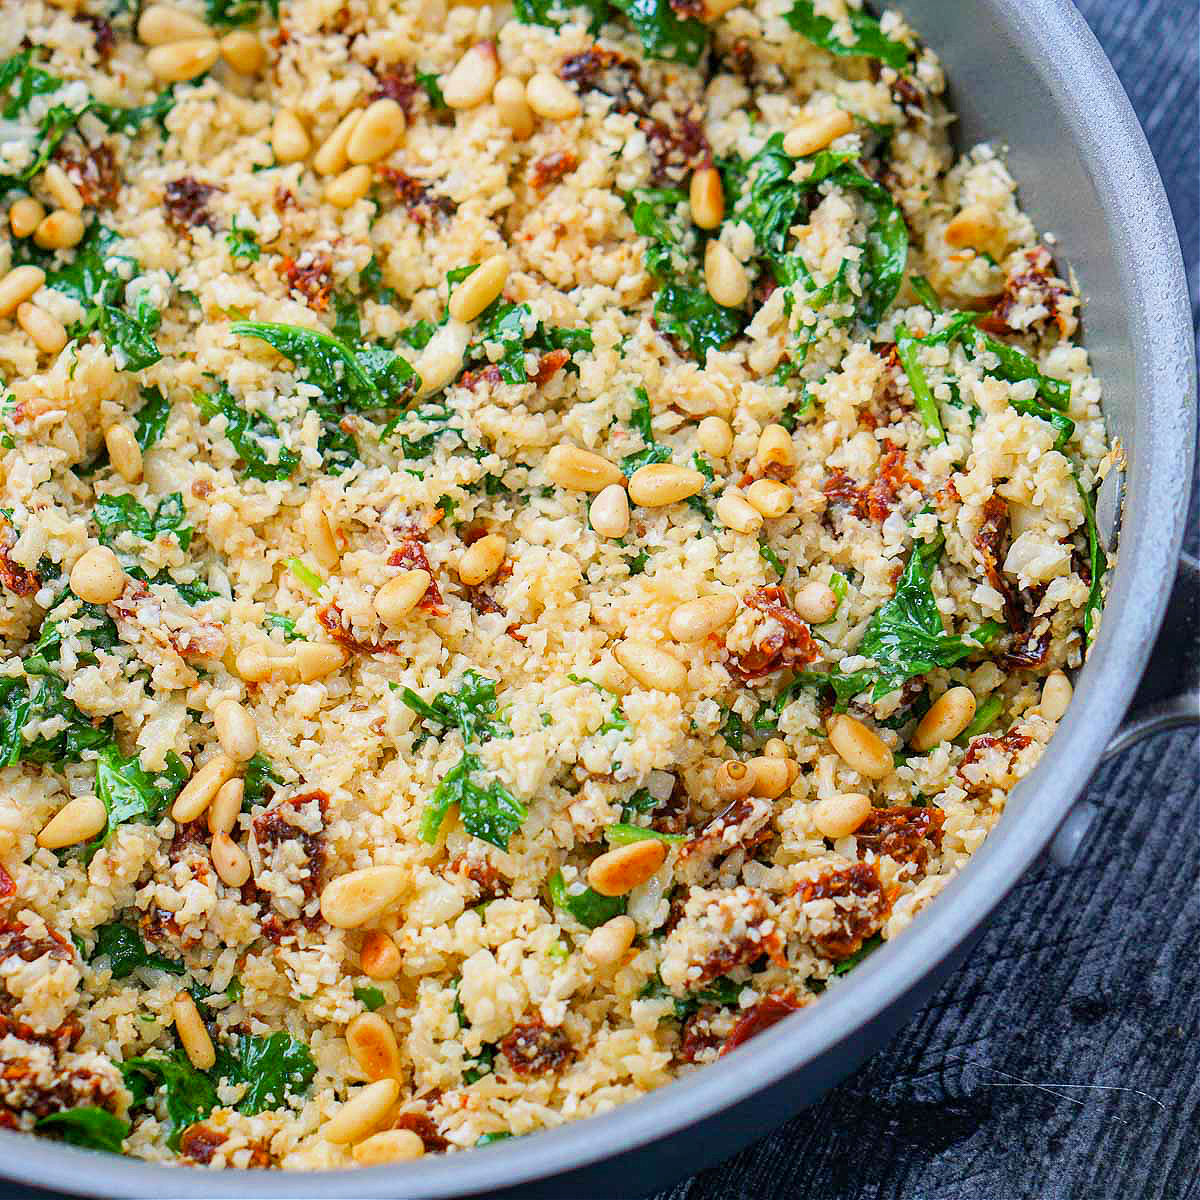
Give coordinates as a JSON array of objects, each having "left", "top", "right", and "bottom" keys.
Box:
[
  {"left": 719, "top": 992, "right": 803, "bottom": 1056},
  {"left": 278, "top": 254, "right": 333, "bottom": 312},
  {"left": 164, "top": 177, "right": 217, "bottom": 233},
  {"left": 728, "top": 587, "right": 818, "bottom": 680},
  {"left": 529, "top": 149, "right": 579, "bottom": 190},
  {"left": 796, "top": 862, "right": 892, "bottom": 960},
  {"left": 499, "top": 1019, "right": 572, "bottom": 1078},
  {"left": 388, "top": 540, "right": 445, "bottom": 613},
  {"left": 855, "top": 805, "right": 945, "bottom": 872}
]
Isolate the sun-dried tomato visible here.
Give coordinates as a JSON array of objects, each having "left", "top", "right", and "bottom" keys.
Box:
[
  {"left": 278, "top": 254, "right": 333, "bottom": 312},
  {"left": 164, "top": 177, "right": 217, "bottom": 233},
  {"left": 728, "top": 587, "right": 818, "bottom": 680},
  {"left": 370, "top": 66, "right": 420, "bottom": 115},
  {"left": 392, "top": 1112, "right": 450, "bottom": 1153},
  {"left": 719, "top": 992, "right": 803, "bottom": 1056},
  {"left": 317, "top": 602, "right": 401, "bottom": 656},
  {"left": 56, "top": 142, "right": 119, "bottom": 208},
  {"left": 499, "top": 1019, "right": 573, "bottom": 1078},
  {"left": 388, "top": 541, "right": 444, "bottom": 613},
  {"left": 866, "top": 445, "right": 921, "bottom": 522},
  {"left": 0, "top": 542, "right": 38, "bottom": 597},
  {"left": 823, "top": 469, "right": 869, "bottom": 519},
  {"left": 855, "top": 805, "right": 945, "bottom": 872},
  {"left": 378, "top": 168, "right": 456, "bottom": 226},
  {"left": 1002, "top": 626, "right": 1052, "bottom": 670},
  {"left": 180, "top": 1123, "right": 227, "bottom": 1164},
  {"left": 678, "top": 1007, "right": 722, "bottom": 1063},
  {"left": 958, "top": 727, "right": 1033, "bottom": 776},
  {"left": 795, "top": 862, "right": 892, "bottom": 960},
  {"left": 531, "top": 348, "right": 571, "bottom": 385},
  {"left": 978, "top": 247, "right": 1072, "bottom": 337},
  {"left": 254, "top": 791, "right": 328, "bottom": 941},
  {"left": 529, "top": 149, "right": 579, "bottom": 190}
]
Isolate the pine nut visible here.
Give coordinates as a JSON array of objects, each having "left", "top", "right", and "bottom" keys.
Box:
[
  {"left": 689, "top": 166, "right": 724, "bottom": 230},
  {"left": 944, "top": 203, "right": 1001, "bottom": 252},
  {"left": 588, "top": 839, "right": 667, "bottom": 897},
  {"left": 589, "top": 484, "right": 630, "bottom": 538},
  {"left": 747, "top": 755, "right": 795, "bottom": 798},
  {"left": 375, "top": 570, "right": 430, "bottom": 627},
  {"left": 34, "top": 209, "right": 85, "bottom": 250},
  {"left": 525, "top": 72, "right": 580, "bottom": 120},
  {"left": 702, "top": 0, "right": 744, "bottom": 16},
  {"left": 41, "top": 163, "right": 84, "bottom": 213},
  {"left": 70, "top": 546, "right": 125, "bottom": 604},
  {"left": 448, "top": 254, "right": 509, "bottom": 324},
  {"left": 911, "top": 686, "right": 977, "bottom": 751},
  {"left": 704, "top": 241, "right": 749, "bottom": 308},
  {"left": 493, "top": 75, "right": 533, "bottom": 139},
  {"left": 235, "top": 644, "right": 275, "bottom": 683},
  {"left": 715, "top": 492, "right": 763, "bottom": 534},
  {"left": 346, "top": 1012, "right": 401, "bottom": 1081},
  {"left": 583, "top": 914, "right": 637, "bottom": 966},
  {"left": 1040, "top": 670, "right": 1073, "bottom": 721},
  {"left": 441, "top": 43, "right": 499, "bottom": 111},
  {"left": 828, "top": 714, "right": 893, "bottom": 780},
  {"left": 293, "top": 641, "right": 348, "bottom": 682},
  {"left": 457, "top": 533, "right": 506, "bottom": 587},
  {"left": 0, "top": 266, "right": 46, "bottom": 318},
  {"left": 745, "top": 478, "right": 793, "bottom": 519},
  {"left": 763, "top": 738, "right": 788, "bottom": 759},
  {"left": 545, "top": 445, "right": 621, "bottom": 492},
  {"left": 782, "top": 110, "right": 855, "bottom": 158},
  {"left": 213, "top": 698, "right": 258, "bottom": 762},
  {"left": 325, "top": 164, "right": 371, "bottom": 208},
  {"left": 313, "top": 110, "right": 362, "bottom": 176},
  {"left": 668, "top": 594, "right": 737, "bottom": 642},
  {"left": 756, "top": 423, "right": 795, "bottom": 470},
  {"left": 138, "top": 3, "right": 210, "bottom": 43},
  {"left": 320, "top": 866, "right": 408, "bottom": 929},
  {"left": 173, "top": 991, "right": 216, "bottom": 1070},
  {"left": 146, "top": 37, "right": 220, "bottom": 83},
  {"left": 208, "top": 777, "right": 242, "bottom": 835},
  {"left": 104, "top": 425, "right": 143, "bottom": 483},
  {"left": 324, "top": 1078, "right": 400, "bottom": 1145},
  {"left": 172, "top": 754, "right": 237, "bottom": 823},
  {"left": 272, "top": 109, "right": 310, "bottom": 164},
  {"left": 360, "top": 929, "right": 402, "bottom": 980},
  {"left": 220, "top": 30, "right": 264, "bottom": 74},
  {"left": 17, "top": 302, "right": 67, "bottom": 355},
  {"left": 615, "top": 639, "right": 687, "bottom": 692},
  {"left": 9, "top": 198, "right": 45, "bottom": 239},
  {"left": 301, "top": 501, "right": 339, "bottom": 571},
  {"left": 36, "top": 795, "right": 107, "bottom": 849},
  {"left": 352, "top": 1128, "right": 425, "bottom": 1165},
  {"left": 415, "top": 318, "right": 468, "bottom": 395},
  {"left": 713, "top": 759, "right": 754, "bottom": 801},
  {"left": 793, "top": 580, "right": 837, "bottom": 623},
  {"left": 628, "top": 463, "right": 705, "bottom": 507},
  {"left": 697, "top": 415, "right": 732, "bottom": 458},
  {"left": 347, "top": 98, "right": 406, "bottom": 165},
  {"left": 812, "top": 792, "right": 871, "bottom": 839},
  {"left": 211, "top": 831, "right": 252, "bottom": 887}
]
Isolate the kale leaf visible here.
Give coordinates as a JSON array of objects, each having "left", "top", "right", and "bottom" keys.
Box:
[
  {"left": 420, "top": 753, "right": 527, "bottom": 850},
  {"left": 398, "top": 670, "right": 510, "bottom": 744},
  {"left": 1075, "top": 474, "right": 1106, "bottom": 644},
  {"left": 894, "top": 322, "right": 945, "bottom": 444},
  {"left": 548, "top": 868, "right": 626, "bottom": 928},
  {"left": 134, "top": 386, "right": 171, "bottom": 450},
  {"left": 89, "top": 744, "right": 187, "bottom": 858},
  {"left": 196, "top": 381, "right": 300, "bottom": 482},
  {"left": 264, "top": 613, "right": 304, "bottom": 641},
  {"left": 93, "top": 492, "right": 192, "bottom": 550},
  {"left": 205, "top": 0, "right": 275, "bottom": 25},
  {"left": 121, "top": 1052, "right": 218, "bottom": 1150},
  {"left": 35, "top": 1107, "right": 128, "bottom": 1154},
  {"left": 0, "top": 673, "right": 110, "bottom": 768},
  {"left": 514, "top": 0, "right": 609, "bottom": 33},
  {"left": 609, "top": 0, "right": 708, "bottom": 65},
  {"left": 92, "top": 921, "right": 184, "bottom": 978},
  {"left": 214, "top": 1032, "right": 317, "bottom": 1116},
  {"left": 466, "top": 300, "right": 594, "bottom": 385},
  {"left": 784, "top": 1, "right": 909, "bottom": 71}
]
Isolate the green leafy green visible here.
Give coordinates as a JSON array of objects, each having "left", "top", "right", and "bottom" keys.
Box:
[
  {"left": 415, "top": 70, "right": 448, "bottom": 112},
  {"left": 0, "top": 53, "right": 82, "bottom": 184},
  {"left": 603, "top": 822, "right": 684, "bottom": 845},
  {"left": 91, "top": 87, "right": 176, "bottom": 136},
  {"left": 264, "top": 613, "right": 304, "bottom": 641},
  {"left": 0, "top": 673, "right": 110, "bottom": 768},
  {"left": 286, "top": 557, "right": 324, "bottom": 595},
  {"left": 93, "top": 492, "right": 192, "bottom": 551},
  {"left": 354, "top": 985, "right": 385, "bottom": 1011},
  {"left": 134, "top": 387, "right": 170, "bottom": 450},
  {"left": 513, "top": 0, "right": 609, "bottom": 32},
  {"left": 92, "top": 921, "right": 184, "bottom": 978},
  {"left": 476, "top": 1130, "right": 514, "bottom": 1146},
  {"left": 242, "top": 752, "right": 282, "bottom": 807},
  {"left": 398, "top": 671, "right": 510, "bottom": 744},
  {"left": 214, "top": 1032, "right": 316, "bottom": 1116},
  {"left": 621, "top": 786, "right": 658, "bottom": 822},
  {"left": 894, "top": 323, "right": 944, "bottom": 444},
  {"left": 831, "top": 930, "right": 882, "bottom": 974},
  {"left": 908, "top": 274, "right": 941, "bottom": 312},
  {"left": 548, "top": 868, "right": 626, "bottom": 928},
  {"left": 568, "top": 674, "right": 630, "bottom": 734},
  {"left": 91, "top": 744, "right": 187, "bottom": 858},
  {"left": 196, "top": 381, "right": 299, "bottom": 482},
  {"left": 25, "top": 592, "right": 119, "bottom": 673},
  {"left": 205, "top": 0, "right": 274, "bottom": 25},
  {"left": 465, "top": 301, "right": 594, "bottom": 385},
  {"left": 656, "top": 278, "right": 748, "bottom": 365},
  {"left": 226, "top": 217, "right": 261, "bottom": 263},
  {"left": 758, "top": 538, "right": 785, "bottom": 578},
  {"left": 953, "top": 693, "right": 1002, "bottom": 745},
  {"left": 609, "top": 0, "right": 708, "bottom": 65},
  {"left": 720, "top": 708, "right": 745, "bottom": 751},
  {"left": 35, "top": 1107, "right": 128, "bottom": 1154},
  {"left": 641, "top": 972, "right": 742, "bottom": 1020},
  {"left": 121, "top": 1052, "right": 218, "bottom": 1150},
  {"left": 420, "top": 753, "right": 527, "bottom": 851},
  {"left": 1075, "top": 475, "right": 1106, "bottom": 644},
  {"left": 784, "top": 2, "right": 909, "bottom": 70},
  {"left": 619, "top": 387, "right": 673, "bottom": 474}
]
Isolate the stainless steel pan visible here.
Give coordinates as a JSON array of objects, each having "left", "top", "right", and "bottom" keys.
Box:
[{"left": 6, "top": 0, "right": 1195, "bottom": 1194}]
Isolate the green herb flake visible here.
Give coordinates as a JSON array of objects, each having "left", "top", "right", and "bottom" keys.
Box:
[
  {"left": 548, "top": 868, "right": 626, "bottom": 929},
  {"left": 354, "top": 985, "right": 386, "bottom": 1011},
  {"left": 420, "top": 752, "right": 527, "bottom": 851}
]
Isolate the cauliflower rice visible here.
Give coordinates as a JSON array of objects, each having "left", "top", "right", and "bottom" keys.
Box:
[{"left": 0, "top": 0, "right": 1114, "bottom": 1170}]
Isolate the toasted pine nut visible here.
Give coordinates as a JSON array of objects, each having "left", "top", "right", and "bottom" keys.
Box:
[
  {"left": 325, "top": 164, "right": 371, "bottom": 208},
  {"left": 793, "top": 580, "right": 837, "bottom": 624},
  {"left": 756, "top": 423, "right": 795, "bottom": 470},
  {"left": 713, "top": 759, "right": 754, "bottom": 801},
  {"left": 415, "top": 319, "right": 469, "bottom": 395},
  {"left": 146, "top": 37, "right": 220, "bottom": 83},
  {"left": 702, "top": 0, "right": 743, "bottom": 16},
  {"left": 458, "top": 533, "right": 506, "bottom": 587},
  {"left": 545, "top": 445, "right": 621, "bottom": 493},
  {"left": 375, "top": 570, "right": 430, "bottom": 627},
  {"left": 293, "top": 641, "right": 348, "bottom": 682},
  {"left": 211, "top": 831, "right": 252, "bottom": 887},
  {"left": 668, "top": 594, "right": 737, "bottom": 643},
  {"left": 17, "top": 302, "right": 67, "bottom": 355},
  {"left": 747, "top": 755, "right": 795, "bottom": 798},
  {"left": 70, "top": 546, "right": 125, "bottom": 604},
  {"left": 235, "top": 644, "right": 276, "bottom": 683},
  {"left": 34, "top": 209, "right": 85, "bottom": 250},
  {"left": 1040, "top": 670, "right": 1073, "bottom": 722},
  {"left": 208, "top": 777, "right": 243, "bottom": 835},
  {"left": 172, "top": 754, "right": 237, "bottom": 823},
  {"left": 313, "top": 110, "right": 362, "bottom": 176},
  {"left": 360, "top": 930, "right": 402, "bottom": 980},
  {"left": 944, "top": 202, "right": 1001, "bottom": 252},
  {"left": 493, "top": 76, "right": 533, "bottom": 139},
  {"left": 36, "top": 795, "right": 107, "bottom": 849},
  {"left": 347, "top": 1012, "right": 401, "bottom": 1081},
  {"left": 272, "top": 109, "right": 310, "bottom": 164},
  {"left": 0, "top": 266, "right": 46, "bottom": 317},
  {"left": 588, "top": 840, "right": 667, "bottom": 897},
  {"left": 525, "top": 72, "right": 580, "bottom": 120},
  {"left": 321, "top": 866, "right": 408, "bottom": 929},
  {"left": 347, "top": 98, "right": 406, "bottom": 165},
  {"left": 213, "top": 698, "right": 257, "bottom": 762},
  {"left": 628, "top": 463, "right": 705, "bottom": 507},
  {"left": 41, "top": 163, "right": 84, "bottom": 214},
  {"left": 173, "top": 992, "right": 216, "bottom": 1070},
  {"left": 589, "top": 484, "right": 630, "bottom": 538},
  {"left": 697, "top": 415, "right": 732, "bottom": 458},
  {"left": 715, "top": 492, "right": 763, "bottom": 534},
  {"left": 828, "top": 714, "right": 892, "bottom": 780},
  {"left": 689, "top": 165, "right": 724, "bottom": 230},
  {"left": 745, "top": 478, "right": 793, "bottom": 519},
  {"left": 763, "top": 737, "right": 788, "bottom": 759},
  {"left": 352, "top": 1128, "right": 425, "bottom": 1165},
  {"left": 615, "top": 639, "right": 686, "bottom": 692},
  {"left": 783, "top": 110, "right": 855, "bottom": 158},
  {"left": 104, "top": 425, "right": 143, "bottom": 483},
  {"left": 301, "top": 501, "right": 339, "bottom": 571},
  {"left": 323, "top": 1078, "right": 400, "bottom": 1145},
  {"left": 448, "top": 254, "right": 509, "bottom": 323},
  {"left": 442, "top": 43, "right": 499, "bottom": 110},
  {"left": 911, "top": 686, "right": 977, "bottom": 751},
  {"left": 704, "top": 241, "right": 749, "bottom": 308},
  {"left": 812, "top": 792, "right": 871, "bottom": 839},
  {"left": 9, "top": 198, "right": 45, "bottom": 239},
  {"left": 138, "top": 3, "right": 210, "bottom": 43},
  {"left": 584, "top": 914, "right": 637, "bottom": 966},
  {"left": 220, "top": 30, "right": 264, "bottom": 74}
]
